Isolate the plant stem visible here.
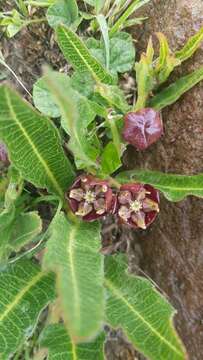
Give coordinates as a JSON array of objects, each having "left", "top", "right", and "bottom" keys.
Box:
[{"left": 25, "top": 17, "right": 47, "bottom": 25}]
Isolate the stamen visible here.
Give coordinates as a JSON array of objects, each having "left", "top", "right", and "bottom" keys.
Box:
[
  {"left": 132, "top": 212, "right": 146, "bottom": 229},
  {"left": 76, "top": 202, "right": 93, "bottom": 216},
  {"left": 142, "top": 198, "right": 159, "bottom": 212},
  {"left": 69, "top": 188, "right": 84, "bottom": 202},
  {"left": 118, "top": 206, "right": 131, "bottom": 221},
  {"left": 118, "top": 190, "right": 132, "bottom": 205},
  {"left": 94, "top": 198, "right": 106, "bottom": 215}
]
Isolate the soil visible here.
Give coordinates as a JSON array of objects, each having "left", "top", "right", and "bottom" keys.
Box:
[{"left": 1, "top": 1, "right": 203, "bottom": 359}]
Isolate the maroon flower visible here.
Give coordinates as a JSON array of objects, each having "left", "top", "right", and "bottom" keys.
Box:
[
  {"left": 0, "top": 143, "right": 9, "bottom": 166},
  {"left": 123, "top": 108, "right": 163, "bottom": 150},
  {"left": 67, "top": 175, "right": 117, "bottom": 221},
  {"left": 117, "top": 183, "right": 160, "bottom": 229}
]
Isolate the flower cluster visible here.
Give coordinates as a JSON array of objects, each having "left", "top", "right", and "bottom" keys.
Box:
[{"left": 67, "top": 175, "right": 160, "bottom": 229}]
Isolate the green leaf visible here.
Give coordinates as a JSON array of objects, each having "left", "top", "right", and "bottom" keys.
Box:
[
  {"left": 83, "top": 0, "right": 105, "bottom": 13},
  {"left": 56, "top": 25, "right": 114, "bottom": 85},
  {"left": 0, "top": 211, "right": 42, "bottom": 260},
  {"left": 105, "top": 255, "right": 186, "bottom": 360},
  {"left": 43, "top": 213, "right": 104, "bottom": 341},
  {"left": 155, "top": 33, "right": 180, "bottom": 85},
  {"left": 97, "top": 14, "right": 110, "bottom": 70},
  {"left": 116, "top": 169, "right": 203, "bottom": 201},
  {"left": 46, "top": 0, "right": 78, "bottom": 29},
  {"left": 7, "top": 212, "right": 42, "bottom": 252},
  {"left": 40, "top": 324, "right": 105, "bottom": 359},
  {"left": 109, "top": 0, "right": 152, "bottom": 36},
  {"left": 70, "top": 71, "right": 95, "bottom": 98},
  {"left": 101, "top": 141, "right": 122, "bottom": 175},
  {"left": 33, "top": 76, "right": 61, "bottom": 118},
  {"left": 25, "top": 0, "right": 55, "bottom": 6},
  {"left": 95, "top": 83, "right": 130, "bottom": 113},
  {"left": 0, "top": 85, "right": 75, "bottom": 198},
  {"left": 87, "top": 32, "right": 135, "bottom": 74},
  {"left": 0, "top": 259, "right": 55, "bottom": 359},
  {"left": 176, "top": 27, "right": 203, "bottom": 63},
  {"left": 43, "top": 69, "right": 100, "bottom": 170},
  {"left": 149, "top": 66, "right": 203, "bottom": 110},
  {"left": 134, "top": 38, "right": 155, "bottom": 110}
]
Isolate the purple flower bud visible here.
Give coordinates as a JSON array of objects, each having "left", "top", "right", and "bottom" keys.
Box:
[
  {"left": 117, "top": 183, "right": 160, "bottom": 229},
  {"left": 123, "top": 108, "right": 163, "bottom": 150},
  {"left": 67, "top": 175, "right": 117, "bottom": 221},
  {"left": 0, "top": 143, "right": 9, "bottom": 166}
]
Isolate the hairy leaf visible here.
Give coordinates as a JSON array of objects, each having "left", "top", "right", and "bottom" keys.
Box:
[
  {"left": 109, "top": 0, "right": 151, "bottom": 36},
  {"left": 43, "top": 213, "right": 104, "bottom": 341},
  {"left": 0, "top": 85, "right": 75, "bottom": 198},
  {"left": 176, "top": 27, "right": 203, "bottom": 63},
  {"left": 43, "top": 69, "right": 100, "bottom": 170},
  {"left": 33, "top": 76, "right": 61, "bottom": 118},
  {"left": 0, "top": 211, "right": 42, "bottom": 260},
  {"left": 46, "top": 0, "right": 78, "bottom": 29},
  {"left": 149, "top": 66, "right": 203, "bottom": 110},
  {"left": 155, "top": 33, "right": 180, "bottom": 84},
  {"left": 134, "top": 38, "right": 155, "bottom": 110},
  {"left": 87, "top": 32, "right": 135, "bottom": 74},
  {"left": 56, "top": 25, "right": 114, "bottom": 84},
  {"left": 105, "top": 255, "right": 186, "bottom": 360},
  {"left": 40, "top": 324, "right": 105, "bottom": 359},
  {"left": 95, "top": 83, "right": 130, "bottom": 113},
  {"left": 0, "top": 260, "right": 55, "bottom": 359},
  {"left": 116, "top": 169, "right": 203, "bottom": 201},
  {"left": 101, "top": 141, "right": 122, "bottom": 175},
  {"left": 97, "top": 14, "right": 110, "bottom": 70}
]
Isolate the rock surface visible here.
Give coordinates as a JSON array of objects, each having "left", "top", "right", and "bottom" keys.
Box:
[{"left": 124, "top": 1, "right": 203, "bottom": 358}]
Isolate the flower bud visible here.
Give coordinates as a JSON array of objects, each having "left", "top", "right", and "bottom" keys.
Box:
[
  {"left": 117, "top": 183, "right": 160, "bottom": 229},
  {"left": 123, "top": 108, "right": 163, "bottom": 150},
  {"left": 67, "top": 175, "right": 117, "bottom": 221}
]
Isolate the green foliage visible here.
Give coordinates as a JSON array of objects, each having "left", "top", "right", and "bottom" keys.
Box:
[
  {"left": 0, "top": 85, "right": 75, "bottom": 198},
  {"left": 56, "top": 25, "right": 115, "bottom": 85},
  {"left": 87, "top": 31, "right": 135, "bottom": 75},
  {"left": 149, "top": 66, "right": 203, "bottom": 110},
  {"left": 0, "top": 211, "right": 42, "bottom": 261},
  {"left": 46, "top": 0, "right": 79, "bottom": 29},
  {"left": 0, "top": 260, "right": 55, "bottom": 359},
  {"left": 109, "top": 0, "right": 152, "bottom": 35},
  {"left": 176, "top": 27, "right": 203, "bottom": 62},
  {"left": 105, "top": 255, "right": 186, "bottom": 360},
  {"left": 40, "top": 324, "right": 105, "bottom": 359},
  {"left": 155, "top": 33, "right": 180, "bottom": 85},
  {"left": 43, "top": 69, "right": 100, "bottom": 170},
  {"left": 43, "top": 213, "right": 104, "bottom": 340},
  {"left": 101, "top": 141, "right": 122, "bottom": 175},
  {"left": 134, "top": 38, "right": 155, "bottom": 110},
  {"left": 117, "top": 170, "right": 203, "bottom": 201},
  {"left": 33, "top": 76, "right": 61, "bottom": 118}
]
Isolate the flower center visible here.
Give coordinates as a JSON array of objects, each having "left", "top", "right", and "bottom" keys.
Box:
[
  {"left": 84, "top": 190, "right": 96, "bottom": 203},
  {"left": 130, "top": 200, "right": 142, "bottom": 212}
]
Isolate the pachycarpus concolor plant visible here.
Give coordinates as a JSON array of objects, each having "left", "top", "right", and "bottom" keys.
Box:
[
  {"left": 67, "top": 175, "right": 117, "bottom": 221},
  {"left": 117, "top": 183, "right": 160, "bottom": 229},
  {"left": 123, "top": 108, "right": 163, "bottom": 150}
]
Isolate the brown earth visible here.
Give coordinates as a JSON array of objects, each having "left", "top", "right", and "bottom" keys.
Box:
[
  {"left": 122, "top": 1, "right": 203, "bottom": 359},
  {"left": 1, "top": 1, "right": 203, "bottom": 359}
]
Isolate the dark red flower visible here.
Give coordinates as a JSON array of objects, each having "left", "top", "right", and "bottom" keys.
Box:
[
  {"left": 123, "top": 108, "right": 163, "bottom": 150},
  {"left": 0, "top": 143, "right": 9, "bottom": 166},
  {"left": 67, "top": 175, "right": 117, "bottom": 221},
  {"left": 117, "top": 183, "right": 160, "bottom": 229}
]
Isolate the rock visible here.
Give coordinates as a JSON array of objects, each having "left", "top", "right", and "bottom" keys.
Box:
[{"left": 124, "top": 1, "right": 203, "bottom": 358}]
